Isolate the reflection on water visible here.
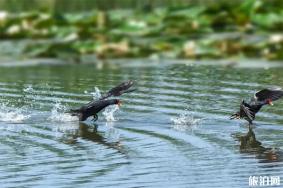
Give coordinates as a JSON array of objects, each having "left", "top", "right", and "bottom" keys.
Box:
[
  {"left": 234, "top": 127, "right": 282, "bottom": 163},
  {"left": 61, "top": 122, "right": 124, "bottom": 153},
  {"left": 0, "top": 63, "right": 282, "bottom": 187}
]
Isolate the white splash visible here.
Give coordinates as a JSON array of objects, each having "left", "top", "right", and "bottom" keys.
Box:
[
  {"left": 171, "top": 111, "right": 203, "bottom": 131},
  {"left": 22, "top": 84, "right": 40, "bottom": 108},
  {"left": 23, "top": 85, "right": 34, "bottom": 93},
  {"left": 85, "top": 87, "right": 102, "bottom": 100},
  {"left": 48, "top": 102, "right": 77, "bottom": 122},
  {"left": 102, "top": 105, "right": 120, "bottom": 122},
  {"left": 0, "top": 103, "right": 30, "bottom": 123}
]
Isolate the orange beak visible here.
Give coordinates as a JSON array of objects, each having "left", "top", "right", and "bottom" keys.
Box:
[{"left": 268, "top": 99, "right": 273, "bottom": 106}]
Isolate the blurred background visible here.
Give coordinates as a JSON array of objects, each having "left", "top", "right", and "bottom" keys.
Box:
[
  {"left": 0, "top": 0, "right": 283, "bottom": 63},
  {"left": 0, "top": 0, "right": 216, "bottom": 11}
]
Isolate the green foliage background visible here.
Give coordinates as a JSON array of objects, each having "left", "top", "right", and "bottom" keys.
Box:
[{"left": 0, "top": 0, "right": 283, "bottom": 62}]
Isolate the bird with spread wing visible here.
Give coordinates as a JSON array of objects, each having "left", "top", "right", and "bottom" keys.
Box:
[
  {"left": 70, "top": 80, "right": 135, "bottom": 121},
  {"left": 230, "top": 88, "right": 283, "bottom": 125}
]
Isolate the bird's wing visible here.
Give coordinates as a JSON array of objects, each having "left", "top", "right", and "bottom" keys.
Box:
[
  {"left": 100, "top": 80, "right": 135, "bottom": 100},
  {"left": 254, "top": 88, "right": 283, "bottom": 102},
  {"left": 120, "top": 88, "right": 136, "bottom": 94},
  {"left": 240, "top": 101, "right": 255, "bottom": 121}
]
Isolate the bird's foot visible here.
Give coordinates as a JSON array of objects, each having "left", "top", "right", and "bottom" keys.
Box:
[{"left": 91, "top": 114, "right": 98, "bottom": 122}]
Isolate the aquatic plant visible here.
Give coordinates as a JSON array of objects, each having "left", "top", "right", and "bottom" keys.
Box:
[{"left": 0, "top": 0, "right": 283, "bottom": 61}]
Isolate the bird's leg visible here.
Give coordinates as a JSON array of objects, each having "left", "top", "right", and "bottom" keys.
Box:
[
  {"left": 93, "top": 124, "right": 98, "bottom": 132},
  {"left": 92, "top": 114, "right": 98, "bottom": 122},
  {"left": 248, "top": 122, "right": 253, "bottom": 131}
]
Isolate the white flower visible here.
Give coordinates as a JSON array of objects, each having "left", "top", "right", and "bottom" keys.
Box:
[
  {"left": 128, "top": 20, "right": 147, "bottom": 28},
  {"left": 269, "top": 34, "right": 283, "bottom": 43},
  {"left": 63, "top": 33, "right": 78, "bottom": 42},
  {"left": 7, "top": 25, "right": 21, "bottom": 35},
  {"left": 0, "top": 11, "right": 8, "bottom": 21},
  {"left": 183, "top": 41, "right": 196, "bottom": 57}
]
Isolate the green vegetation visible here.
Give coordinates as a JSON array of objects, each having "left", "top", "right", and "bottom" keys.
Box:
[{"left": 0, "top": 0, "right": 283, "bottom": 62}]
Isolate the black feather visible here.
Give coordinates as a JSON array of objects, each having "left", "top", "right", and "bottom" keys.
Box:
[
  {"left": 70, "top": 99, "right": 119, "bottom": 121},
  {"left": 255, "top": 88, "right": 283, "bottom": 102},
  {"left": 100, "top": 80, "right": 135, "bottom": 100},
  {"left": 230, "top": 88, "right": 283, "bottom": 124}
]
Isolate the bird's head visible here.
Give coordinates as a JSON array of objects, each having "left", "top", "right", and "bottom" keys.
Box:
[{"left": 266, "top": 98, "right": 273, "bottom": 106}]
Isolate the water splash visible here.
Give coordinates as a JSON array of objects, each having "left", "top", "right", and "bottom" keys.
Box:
[
  {"left": 0, "top": 103, "right": 30, "bottom": 123},
  {"left": 102, "top": 105, "right": 120, "bottom": 122},
  {"left": 23, "top": 84, "right": 34, "bottom": 93},
  {"left": 22, "top": 84, "right": 39, "bottom": 108},
  {"left": 48, "top": 101, "right": 77, "bottom": 122},
  {"left": 171, "top": 110, "right": 203, "bottom": 131},
  {"left": 84, "top": 87, "right": 102, "bottom": 100}
]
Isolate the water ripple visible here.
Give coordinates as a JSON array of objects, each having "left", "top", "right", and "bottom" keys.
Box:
[{"left": 0, "top": 64, "right": 282, "bottom": 187}]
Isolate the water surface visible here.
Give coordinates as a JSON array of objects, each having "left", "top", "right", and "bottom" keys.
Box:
[{"left": 0, "top": 62, "right": 282, "bottom": 187}]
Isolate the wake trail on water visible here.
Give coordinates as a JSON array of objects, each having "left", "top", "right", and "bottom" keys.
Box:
[
  {"left": 0, "top": 103, "right": 30, "bottom": 123},
  {"left": 49, "top": 86, "right": 120, "bottom": 123},
  {"left": 48, "top": 102, "right": 78, "bottom": 122},
  {"left": 0, "top": 85, "right": 121, "bottom": 123}
]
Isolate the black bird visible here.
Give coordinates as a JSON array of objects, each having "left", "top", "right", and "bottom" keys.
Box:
[
  {"left": 70, "top": 99, "right": 121, "bottom": 121},
  {"left": 230, "top": 88, "right": 283, "bottom": 125},
  {"left": 70, "top": 80, "right": 135, "bottom": 121}
]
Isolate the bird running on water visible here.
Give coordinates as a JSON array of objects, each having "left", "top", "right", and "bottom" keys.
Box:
[
  {"left": 70, "top": 80, "right": 135, "bottom": 121},
  {"left": 230, "top": 88, "right": 283, "bottom": 125}
]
